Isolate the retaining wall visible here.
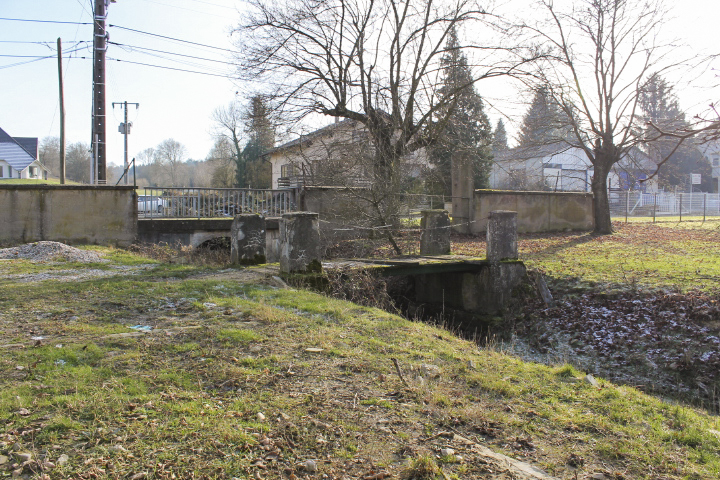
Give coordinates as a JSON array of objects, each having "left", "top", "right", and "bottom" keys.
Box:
[
  {"left": 471, "top": 190, "right": 594, "bottom": 234},
  {"left": 0, "top": 185, "right": 136, "bottom": 246}
]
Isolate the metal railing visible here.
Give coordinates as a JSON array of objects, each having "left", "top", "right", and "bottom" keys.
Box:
[
  {"left": 137, "top": 187, "right": 296, "bottom": 219},
  {"left": 610, "top": 190, "right": 720, "bottom": 221}
]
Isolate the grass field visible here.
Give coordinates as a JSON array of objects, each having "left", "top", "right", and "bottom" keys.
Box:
[
  {"left": 0, "top": 178, "right": 78, "bottom": 185},
  {"left": 451, "top": 221, "right": 720, "bottom": 292},
  {"left": 1, "top": 242, "right": 719, "bottom": 479}
]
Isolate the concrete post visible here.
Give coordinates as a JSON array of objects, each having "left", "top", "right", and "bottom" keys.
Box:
[
  {"left": 451, "top": 157, "right": 475, "bottom": 234},
  {"left": 420, "top": 209, "right": 451, "bottom": 256},
  {"left": 230, "top": 214, "right": 266, "bottom": 265},
  {"left": 280, "top": 212, "right": 321, "bottom": 273},
  {"left": 486, "top": 210, "right": 518, "bottom": 262}
]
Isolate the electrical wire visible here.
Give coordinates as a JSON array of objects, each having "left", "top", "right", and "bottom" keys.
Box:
[
  {"left": 0, "top": 46, "right": 89, "bottom": 70},
  {"left": 108, "top": 41, "right": 234, "bottom": 65},
  {"left": 108, "top": 24, "right": 236, "bottom": 53},
  {"left": 104, "top": 56, "right": 237, "bottom": 78},
  {"left": 0, "top": 17, "right": 92, "bottom": 25},
  {"left": 0, "top": 40, "right": 85, "bottom": 45}
]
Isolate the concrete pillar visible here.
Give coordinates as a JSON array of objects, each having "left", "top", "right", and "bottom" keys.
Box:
[
  {"left": 451, "top": 157, "right": 475, "bottom": 234},
  {"left": 265, "top": 217, "right": 281, "bottom": 263},
  {"left": 486, "top": 210, "right": 518, "bottom": 262},
  {"left": 420, "top": 209, "right": 451, "bottom": 256},
  {"left": 280, "top": 212, "right": 321, "bottom": 273},
  {"left": 231, "top": 214, "right": 266, "bottom": 265}
]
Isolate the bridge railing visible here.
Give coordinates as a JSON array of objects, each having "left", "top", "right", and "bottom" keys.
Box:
[{"left": 137, "top": 187, "right": 296, "bottom": 219}]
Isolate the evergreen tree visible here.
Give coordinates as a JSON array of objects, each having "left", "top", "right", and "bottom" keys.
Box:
[
  {"left": 640, "top": 74, "right": 711, "bottom": 190},
  {"left": 493, "top": 119, "right": 508, "bottom": 154},
  {"left": 429, "top": 26, "right": 493, "bottom": 194},
  {"left": 517, "top": 87, "right": 570, "bottom": 148},
  {"left": 243, "top": 95, "right": 275, "bottom": 188}
]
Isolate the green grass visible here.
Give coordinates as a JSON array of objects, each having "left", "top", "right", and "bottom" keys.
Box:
[
  {"left": 452, "top": 219, "right": 720, "bottom": 292},
  {"left": 0, "top": 247, "right": 719, "bottom": 479},
  {"left": 521, "top": 222, "right": 720, "bottom": 291},
  {"left": 0, "top": 178, "right": 79, "bottom": 185}
]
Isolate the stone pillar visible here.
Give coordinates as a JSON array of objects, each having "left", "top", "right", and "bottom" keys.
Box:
[
  {"left": 451, "top": 157, "right": 475, "bottom": 234},
  {"left": 265, "top": 217, "right": 281, "bottom": 263},
  {"left": 486, "top": 210, "right": 518, "bottom": 262},
  {"left": 280, "top": 212, "right": 321, "bottom": 273},
  {"left": 420, "top": 209, "right": 451, "bottom": 256},
  {"left": 231, "top": 214, "right": 266, "bottom": 265}
]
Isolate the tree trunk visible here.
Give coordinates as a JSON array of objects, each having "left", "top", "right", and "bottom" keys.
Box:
[{"left": 591, "top": 162, "right": 613, "bottom": 234}]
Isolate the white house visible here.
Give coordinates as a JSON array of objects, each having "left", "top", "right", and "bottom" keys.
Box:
[
  {"left": 490, "top": 144, "right": 658, "bottom": 193},
  {"left": 265, "top": 119, "right": 428, "bottom": 189},
  {"left": 699, "top": 141, "right": 720, "bottom": 193},
  {"left": 0, "top": 127, "right": 48, "bottom": 181}
]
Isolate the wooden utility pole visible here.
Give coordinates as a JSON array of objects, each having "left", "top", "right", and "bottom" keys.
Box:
[
  {"left": 92, "top": 0, "right": 108, "bottom": 183},
  {"left": 112, "top": 101, "right": 139, "bottom": 185},
  {"left": 57, "top": 38, "right": 66, "bottom": 184}
]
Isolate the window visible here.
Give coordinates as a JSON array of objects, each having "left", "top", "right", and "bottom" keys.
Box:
[
  {"left": 29, "top": 166, "right": 36, "bottom": 177},
  {"left": 713, "top": 156, "right": 719, "bottom": 167},
  {"left": 0, "top": 166, "right": 3, "bottom": 177},
  {"left": 281, "top": 164, "right": 299, "bottom": 177}
]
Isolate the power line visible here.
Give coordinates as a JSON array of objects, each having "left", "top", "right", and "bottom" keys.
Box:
[
  {"left": 0, "top": 17, "right": 92, "bottom": 25},
  {"left": 0, "top": 46, "right": 88, "bottom": 70},
  {"left": 108, "top": 24, "right": 236, "bottom": 53},
  {"left": 105, "top": 56, "right": 237, "bottom": 78},
  {"left": 108, "top": 41, "right": 234, "bottom": 65},
  {"left": 0, "top": 40, "right": 85, "bottom": 44}
]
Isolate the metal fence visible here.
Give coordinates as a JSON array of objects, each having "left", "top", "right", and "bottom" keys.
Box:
[
  {"left": 610, "top": 190, "right": 720, "bottom": 220},
  {"left": 137, "top": 187, "right": 296, "bottom": 219}
]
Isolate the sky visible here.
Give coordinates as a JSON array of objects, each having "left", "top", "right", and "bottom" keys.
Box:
[{"left": 0, "top": 0, "right": 718, "bottom": 171}]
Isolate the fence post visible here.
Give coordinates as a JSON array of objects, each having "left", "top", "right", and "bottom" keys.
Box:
[
  {"left": 679, "top": 193, "right": 683, "bottom": 223},
  {"left": 625, "top": 190, "right": 629, "bottom": 223},
  {"left": 653, "top": 193, "right": 657, "bottom": 223},
  {"left": 703, "top": 193, "right": 707, "bottom": 223}
]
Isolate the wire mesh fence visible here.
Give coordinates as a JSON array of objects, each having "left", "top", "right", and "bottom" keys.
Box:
[{"left": 610, "top": 190, "right": 720, "bottom": 222}]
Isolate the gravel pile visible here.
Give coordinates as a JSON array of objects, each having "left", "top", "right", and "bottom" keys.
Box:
[{"left": 0, "top": 241, "right": 106, "bottom": 263}]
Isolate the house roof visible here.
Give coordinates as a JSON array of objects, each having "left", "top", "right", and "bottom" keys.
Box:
[
  {"left": 497, "top": 142, "right": 656, "bottom": 170},
  {"left": 266, "top": 118, "right": 357, "bottom": 156},
  {"left": 0, "top": 127, "right": 41, "bottom": 171},
  {"left": 14, "top": 137, "right": 38, "bottom": 159}
]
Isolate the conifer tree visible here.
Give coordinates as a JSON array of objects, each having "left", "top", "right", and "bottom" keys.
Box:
[
  {"left": 429, "top": 26, "right": 493, "bottom": 194},
  {"left": 242, "top": 95, "right": 276, "bottom": 188},
  {"left": 517, "top": 87, "right": 570, "bottom": 148},
  {"left": 493, "top": 119, "right": 508, "bottom": 154},
  {"left": 640, "top": 74, "right": 710, "bottom": 190}
]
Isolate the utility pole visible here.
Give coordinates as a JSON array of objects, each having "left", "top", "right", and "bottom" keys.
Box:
[
  {"left": 112, "top": 101, "right": 139, "bottom": 185},
  {"left": 92, "top": 0, "right": 114, "bottom": 184},
  {"left": 57, "top": 38, "right": 66, "bottom": 184}
]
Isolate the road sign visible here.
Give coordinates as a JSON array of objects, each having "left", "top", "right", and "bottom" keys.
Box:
[{"left": 691, "top": 174, "right": 701, "bottom": 185}]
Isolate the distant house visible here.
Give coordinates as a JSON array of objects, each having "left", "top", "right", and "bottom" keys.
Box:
[
  {"left": 266, "top": 119, "right": 428, "bottom": 189},
  {"left": 489, "top": 144, "right": 658, "bottom": 193},
  {"left": 698, "top": 141, "right": 720, "bottom": 193},
  {"left": 0, "top": 127, "right": 48, "bottom": 181}
]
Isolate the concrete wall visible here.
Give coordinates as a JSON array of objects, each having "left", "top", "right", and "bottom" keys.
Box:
[
  {"left": 0, "top": 185, "right": 136, "bottom": 246},
  {"left": 471, "top": 189, "right": 594, "bottom": 234}
]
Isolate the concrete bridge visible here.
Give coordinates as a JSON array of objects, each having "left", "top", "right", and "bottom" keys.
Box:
[{"left": 137, "top": 217, "right": 283, "bottom": 261}]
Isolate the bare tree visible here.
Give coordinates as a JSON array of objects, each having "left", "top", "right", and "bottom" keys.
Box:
[
  {"left": 235, "top": 0, "right": 535, "bottom": 251},
  {"left": 212, "top": 102, "right": 246, "bottom": 187},
  {"left": 155, "top": 139, "right": 187, "bottom": 187},
  {"left": 39, "top": 137, "right": 60, "bottom": 177},
  {"left": 66, "top": 142, "right": 92, "bottom": 183},
  {"left": 207, "top": 137, "right": 237, "bottom": 188},
  {"left": 528, "top": 0, "right": 682, "bottom": 234}
]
